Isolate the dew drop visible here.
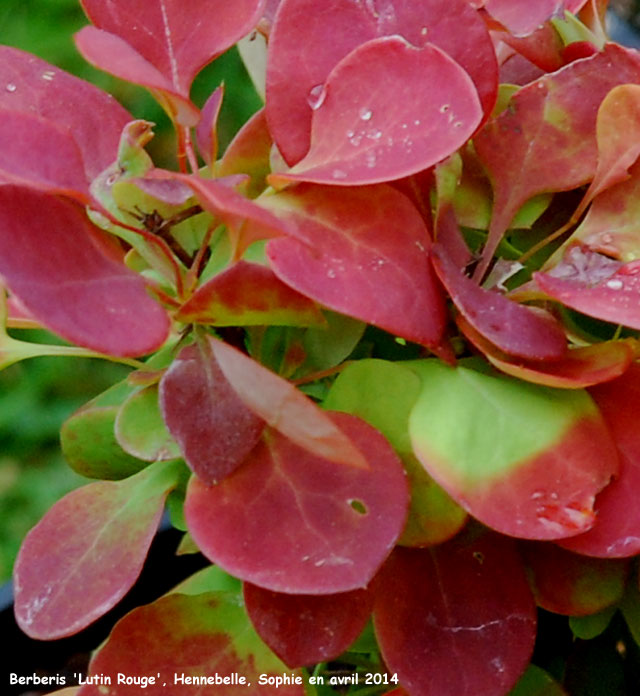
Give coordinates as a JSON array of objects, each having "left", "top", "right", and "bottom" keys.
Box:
[
  {"left": 440, "top": 104, "right": 450, "bottom": 113},
  {"left": 414, "top": 119, "right": 421, "bottom": 126},
  {"left": 41, "top": 70, "right": 55, "bottom": 81},
  {"left": 606, "top": 278, "right": 624, "bottom": 290},
  {"left": 365, "top": 151, "right": 377, "bottom": 168},
  {"left": 332, "top": 169, "right": 347, "bottom": 180},
  {"left": 359, "top": 107, "right": 373, "bottom": 121},
  {"left": 307, "top": 83, "right": 326, "bottom": 111},
  {"left": 367, "top": 129, "right": 382, "bottom": 140},
  {"left": 531, "top": 490, "right": 545, "bottom": 500},
  {"left": 600, "top": 233, "right": 614, "bottom": 244},
  {"left": 106, "top": 173, "right": 119, "bottom": 186},
  {"left": 421, "top": 26, "right": 429, "bottom": 36},
  {"left": 5, "top": 83, "right": 16, "bottom": 93},
  {"left": 453, "top": 121, "right": 464, "bottom": 128},
  {"left": 346, "top": 129, "right": 355, "bottom": 138},
  {"left": 327, "top": 268, "right": 337, "bottom": 278},
  {"left": 349, "top": 133, "right": 363, "bottom": 147}
]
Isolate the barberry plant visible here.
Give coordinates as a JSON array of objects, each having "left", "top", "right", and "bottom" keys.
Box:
[{"left": 4, "top": 0, "right": 640, "bottom": 694}]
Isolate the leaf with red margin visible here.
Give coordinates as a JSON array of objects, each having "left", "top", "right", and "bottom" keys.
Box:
[
  {"left": 209, "top": 337, "right": 368, "bottom": 469},
  {"left": 243, "top": 583, "right": 373, "bottom": 667},
  {"left": 559, "top": 365, "right": 640, "bottom": 557},
  {"left": 535, "top": 248, "right": 640, "bottom": 331},
  {"left": 473, "top": 44, "right": 640, "bottom": 279},
  {"left": 76, "top": 592, "right": 305, "bottom": 696},
  {"left": 176, "top": 261, "right": 325, "bottom": 328},
  {"left": 159, "top": 342, "right": 265, "bottom": 484},
  {"left": 432, "top": 244, "right": 567, "bottom": 360},
  {"left": 457, "top": 314, "right": 635, "bottom": 388},
  {"left": 74, "top": 27, "right": 200, "bottom": 127},
  {"left": 0, "top": 187, "right": 170, "bottom": 357},
  {"left": 217, "top": 108, "right": 273, "bottom": 199},
  {"left": 408, "top": 360, "right": 619, "bottom": 540},
  {"left": 373, "top": 533, "right": 537, "bottom": 696},
  {"left": 520, "top": 542, "right": 628, "bottom": 615},
  {"left": 196, "top": 86, "right": 224, "bottom": 166},
  {"left": 0, "top": 46, "right": 131, "bottom": 181},
  {"left": 0, "top": 110, "right": 89, "bottom": 201},
  {"left": 185, "top": 413, "right": 409, "bottom": 593},
  {"left": 266, "top": 0, "right": 497, "bottom": 165},
  {"left": 263, "top": 183, "right": 447, "bottom": 349},
  {"left": 14, "top": 459, "right": 182, "bottom": 639},
  {"left": 269, "top": 35, "right": 482, "bottom": 187},
  {"left": 78, "top": 0, "right": 264, "bottom": 124}
]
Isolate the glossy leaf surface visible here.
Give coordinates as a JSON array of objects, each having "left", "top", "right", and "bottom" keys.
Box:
[
  {"left": 209, "top": 337, "right": 369, "bottom": 469},
  {"left": 266, "top": 0, "right": 497, "bottom": 165},
  {"left": 484, "top": 0, "right": 562, "bottom": 36},
  {"left": 432, "top": 244, "right": 567, "bottom": 360},
  {"left": 408, "top": 360, "right": 618, "bottom": 539},
  {"left": 185, "top": 413, "right": 409, "bottom": 593},
  {"left": 159, "top": 341, "right": 265, "bottom": 484},
  {"left": 270, "top": 36, "right": 482, "bottom": 187},
  {"left": 0, "top": 46, "right": 131, "bottom": 180},
  {"left": 80, "top": 0, "right": 264, "bottom": 95},
  {"left": 374, "top": 534, "right": 537, "bottom": 696},
  {"left": 0, "top": 187, "right": 170, "bottom": 357},
  {"left": 77, "top": 592, "right": 305, "bottom": 696},
  {"left": 520, "top": 542, "right": 628, "bottom": 616},
  {"left": 177, "top": 261, "right": 325, "bottom": 327},
  {"left": 559, "top": 365, "right": 640, "bottom": 557},
  {"left": 14, "top": 460, "right": 182, "bottom": 639},
  {"left": 324, "top": 359, "right": 467, "bottom": 547},
  {"left": 264, "top": 183, "right": 447, "bottom": 349},
  {"left": 474, "top": 44, "right": 640, "bottom": 276},
  {"left": 244, "top": 583, "right": 372, "bottom": 667}
]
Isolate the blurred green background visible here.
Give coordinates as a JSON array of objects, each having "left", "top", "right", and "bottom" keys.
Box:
[{"left": 0, "top": 0, "right": 261, "bottom": 582}]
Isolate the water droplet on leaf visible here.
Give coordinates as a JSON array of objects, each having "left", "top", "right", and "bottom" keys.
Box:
[
  {"left": 332, "top": 169, "right": 347, "bottom": 179},
  {"left": 359, "top": 107, "right": 373, "bottom": 121},
  {"left": 606, "top": 278, "right": 624, "bottom": 290},
  {"left": 307, "top": 84, "right": 326, "bottom": 111},
  {"left": 5, "top": 83, "right": 16, "bottom": 93},
  {"left": 41, "top": 71, "right": 55, "bottom": 81}
]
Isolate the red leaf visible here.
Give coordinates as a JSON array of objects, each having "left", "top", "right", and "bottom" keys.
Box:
[
  {"left": 373, "top": 534, "right": 537, "bottom": 696},
  {"left": 269, "top": 36, "right": 482, "bottom": 187},
  {"left": 266, "top": 0, "right": 497, "bottom": 165},
  {"left": 185, "top": 413, "right": 409, "bottom": 593},
  {"left": 244, "top": 583, "right": 372, "bottom": 667},
  {"left": 74, "top": 26, "right": 200, "bottom": 127},
  {"left": 0, "top": 187, "right": 170, "bottom": 357},
  {"left": 80, "top": 0, "right": 264, "bottom": 95},
  {"left": 14, "top": 461, "right": 181, "bottom": 639},
  {"left": 535, "top": 247, "right": 640, "bottom": 331},
  {"left": 432, "top": 244, "right": 567, "bottom": 360},
  {"left": 473, "top": 44, "right": 640, "bottom": 278},
  {"left": 0, "top": 46, "right": 131, "bottom": 180},
  {"left": 176, "top": 261, "right": 325, "bottom": 327},
  {"left": 76, "top": 592, "right": 306, "bottom": 696},
  {"left": 264, "top": 183, "right": 447, "bottom": 349},
  {"left": 196, "top": 86, "right": 224, "bottom": 165},
  {"left": 457, "top": 315, "right": 634, "bottom": 388},
  {"left": 209, "top": 337, "right": 368, "bottom": 469},
  {"left": 559, "top": 366, "right": 640, "bottom": 557},
  {"left": 159, "top": 342, "right": 265, "bottom": 484},
  {"left": 484, "top": 0, "right": 563, "bottom": 36},
  {"left": 0, "top": 109, "right": 89, "bottom": 200},
  {"left": 520, "top": 542, "right": 628, "bottom": 615}
]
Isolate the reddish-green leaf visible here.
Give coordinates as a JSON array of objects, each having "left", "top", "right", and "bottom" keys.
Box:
[
  {"left": 266, "top": 0, "right": 497, "bottom": 165},
  {"left": 185, "top": 413, "right": 409, "bottom": 593},
  {"left": 0, "top": 46, "right": 131, "bottom": 180},
  {"left": 473, "top": 44, "right": 640, "bottom": 278},
  {"left": 432, "top": 244, "right": 567, "bottom": 360},
  {"left": 176, "top": 261, "right": 325, "bottom": 327},
  {"left": 81, "top": 0, "right": 264, "bottom": 92},
  {"left": 209, "top": 337, "right": 369, "bottom": 469},
  {"left": 0, "top": 187, "right": 170, "bottom": 357},
  {"left": 559, "top": 365, "right": 640, "bottom": 557},
  {"left": 270, "top": 35, "right": 482, "bottom": 187},
  {"left": 159, "top": 341, "right": 265, "bottom": 484},
  {"left": 196, "top": 85, "right": 224, "bottom": 166},
  {"left": 520, "top": 542, "right": 628, "bottom": 616},
  {"left": 457, "top": 315, "right": 635, "bottom": 388},
  {"left": 14, "top": 460, "right": 182, "bottom": 639},
  {"left": 373, "top": 534, "right": 537, "bottom": 696},
  {"left": 535, "top": 247, "right": 640, "bottom": 331},
  {"left": 408, "top": 360, "right": 619, "bottom": 539},
  {"left": 244, "top": 583, "right": 372, "bottom": 667},
  {"left": 264, "top": 183, "right": 447, "bottom": 349},
  {"left": 77, "top": 592, "right": 305, "bottom": 696},
  {"left": 0, "top": 110, "right": 89, "bottom": 200}
]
